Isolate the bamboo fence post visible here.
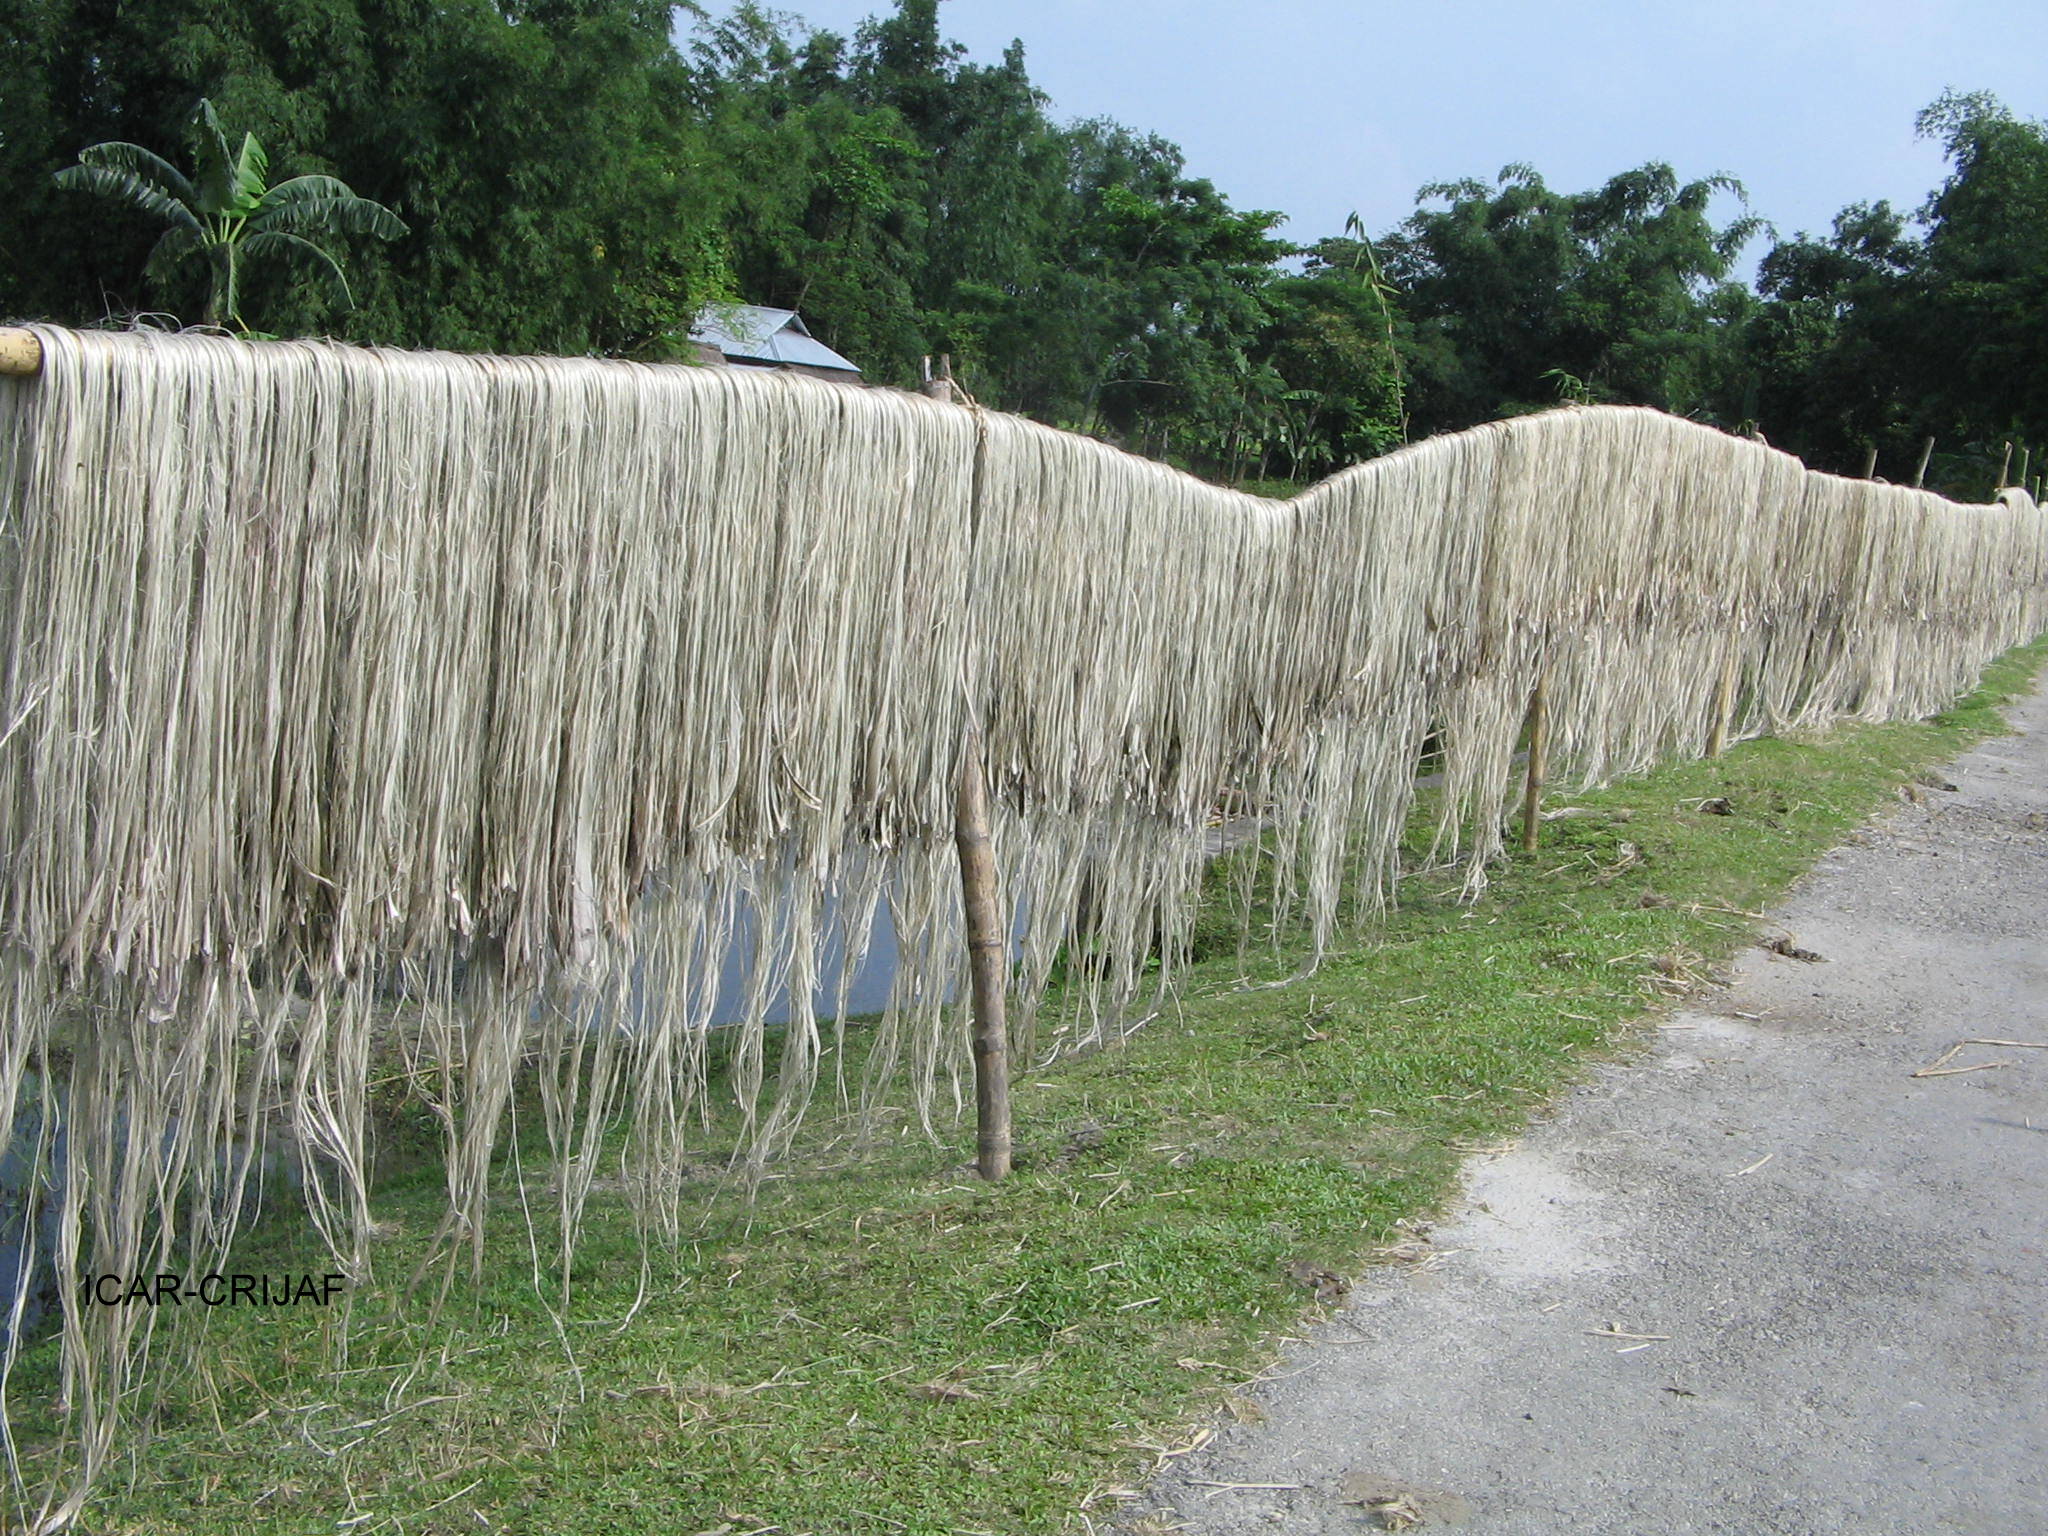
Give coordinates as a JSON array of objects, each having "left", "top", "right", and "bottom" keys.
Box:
[
  {"left": 2018, "top": 445, "right": 2031, "bottom": 492},
  {"left": 1707, "top": 644, "right": 1738, "bottom": 757},
  {"left": 1999, "top": 440, "right": 2014, "bottom": 486},
  {"left": 1860, "top": 444, "right": 1879, "bottom": 480},
  {"left": 1912, "top": 436, "right": 1936, "bottom": 489},
  {"left": 929, "top": 360, "right": 1007, "bottom": 1179},
  {"left": 954, "top": 728, "right": 1012, "bottom": 1181},
  {"left": 0, "top": 328, "right": 43, "bottom": 377},
  {"left": 1520, "top": 670, "right": 1548, "bottom": 854}
]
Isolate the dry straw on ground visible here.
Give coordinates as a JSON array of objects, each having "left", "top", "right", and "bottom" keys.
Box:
[{"left": 1, "top": 325, "right": 2043, "bottom": 1523}]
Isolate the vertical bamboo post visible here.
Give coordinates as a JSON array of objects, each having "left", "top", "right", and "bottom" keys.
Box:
[
  {"left": 1860, "top": 444, "right": 1879, "bottom": 480},
  {"left": 1999, "top": 440, "right": 2014, "bottom": 487},
  {"left": 1912, "top": 436, "right": 1935, "bottom": 489},
  {"left": 1520, "top": 672, "right": 1548, "bottom": 855},
  {"left": 1707, "top": 646, "right": 1738, "bottom": 757},
  {"left": 930, "top": 363, "right": 1007, "bottom": 1179},
  {"left": 2017, "top": 445, "right": 2031, "bottom": 492},
  {"left": 954, "top": 729, "right": 1012, "bottom": 1181}
]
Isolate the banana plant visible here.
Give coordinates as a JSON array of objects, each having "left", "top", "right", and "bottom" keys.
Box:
[{"left": 55, "top": 99, "right": 406, "bottom": 333}]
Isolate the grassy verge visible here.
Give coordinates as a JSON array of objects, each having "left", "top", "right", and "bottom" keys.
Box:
[{"left": 25, "top": 640, "right": 2046, "bottom": 1536}]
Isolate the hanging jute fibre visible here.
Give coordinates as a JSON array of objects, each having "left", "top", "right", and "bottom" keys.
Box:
[{"left": 0, "top": 325, "right": 2042, "bottom": 1526}]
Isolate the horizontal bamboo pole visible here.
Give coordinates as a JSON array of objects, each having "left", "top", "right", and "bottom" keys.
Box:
[{"left": 0, "top": 328, "right": 42, "bottom": 377}]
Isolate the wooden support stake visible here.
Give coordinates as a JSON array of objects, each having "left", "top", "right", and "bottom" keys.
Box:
[
  {"left": 954, "top": 729, "right": 1012, "bottom": 1181},
  {"left": 1999, "top": 440, "right": 2014, "bottom": 487},
  {"left": 1912, "top": 435, "right": 1935, "bottom": 489},
  {"left": 2018, "top": 446, "right": 2031, "bottom": 493},
  {"left": 1860, "top": 444, "right": 1879, "bottom": 480},
  {"left": 937, "top": 360, "right": 1002, "bottom": 1175},
  {"left": 1520, "top": 673, "right": 1548, "bottom": 855},
  {"left": 1707, "top": 647, "right": 1738, "bottom": 757},
  {"left": 0, "top": 328, "right": 42, "bottom": 377}
]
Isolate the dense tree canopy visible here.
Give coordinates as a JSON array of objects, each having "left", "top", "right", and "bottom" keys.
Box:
[
  {"left": 1743, "top": 91, "right": 2048, "bottom": 491},
  {"left": 1382, "top": 162, "right": 1760, "bottom": 432},
  {"left": 0, "top": 1, "right": 2039, "bottom": 496}
]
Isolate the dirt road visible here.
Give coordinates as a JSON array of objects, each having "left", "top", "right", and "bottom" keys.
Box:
[{"left": 1119, "top": 685, "right": 2048, "bottom": 1535}]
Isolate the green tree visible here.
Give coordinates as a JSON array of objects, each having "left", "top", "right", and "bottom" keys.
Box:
[
  {"left": 1253, "top": 233, "right": 1407, "bottom": 481},
  {"left": 2, "top": 0, "right": 737, "bottom": 355},
  {"left": 1904, "top": 91, "right": 2048, "bottom": 483},
  {"left": 689, "top": 6, "right": 929, "bottom": 376},
  {"left": 1745, "top": 200, "right": 1922, "bottom": 471},
  {"left": 54, "top": 98, "right": 405, "bottom": 331},
  {"left": 1384, "top": 162, "right": 1761, "bottom": 435},
  {"left": 687, "top": 0, "right": 1299, "bottom": 473},
  {"left": 1059, "top": 130, "right": 1290, "bottom": 468},
  {"left": 1742, "top": 93, "right": 2048, "bottom": 492},
  {"left": 846, "top": 8, "right": 1071, "bottom": 397}
]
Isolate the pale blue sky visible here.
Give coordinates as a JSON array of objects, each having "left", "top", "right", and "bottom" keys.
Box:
[{"left": 707, "top": 0, "right": 2046, "bottom": 267}]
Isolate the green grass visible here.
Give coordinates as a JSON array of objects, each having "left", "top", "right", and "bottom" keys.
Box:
[{"left": 23, "top": 639, "right": 2047, "bottom": 1535}]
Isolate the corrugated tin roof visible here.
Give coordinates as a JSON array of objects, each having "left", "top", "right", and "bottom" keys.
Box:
[{"left": 689, "top": 304, "right": 862, "bottom": 376}]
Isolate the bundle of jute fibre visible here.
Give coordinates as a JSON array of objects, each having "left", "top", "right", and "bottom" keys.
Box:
[
  {"left": 0, "top": 325, "right": 2042, "bottom": 1525},
  {"left": 0, "top": 325, "right": 992, "bottom": 1523}
]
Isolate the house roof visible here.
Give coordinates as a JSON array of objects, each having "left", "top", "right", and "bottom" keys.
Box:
[{"left": 688, "top": 305, "right": 862, "bottom": 376}]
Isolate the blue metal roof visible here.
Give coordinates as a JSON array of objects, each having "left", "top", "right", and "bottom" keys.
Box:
[{"left": 688, "top": 304, "right": 863, "bottom": 376}]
